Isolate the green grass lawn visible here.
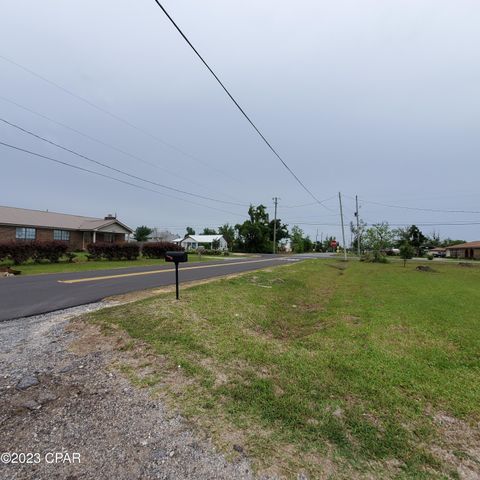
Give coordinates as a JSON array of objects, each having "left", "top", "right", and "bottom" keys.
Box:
[
  {"left": 0, "top": 251, "right": 222, "bottom": 276},
  {"left": 88, "top": 260, "right": 480, "bottom": 478}
]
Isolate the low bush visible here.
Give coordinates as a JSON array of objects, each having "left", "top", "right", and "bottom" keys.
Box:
[
  {"left": 86, "top": 242, "right": 140, "bottom": 261},
  {"left": 66, "top": 252, "right": 77, "bottom": 263},
  {"left": 7, "top": 243, "right": 35, "bottom": 265},
  {"left": 142, "top": 242, "right": 183, "bottom": 259},
  {"left": 198, "top": 249, "right": 229, "bottom": 256},
  {"left": 0, "top": 243, "right": 9, "bottom": 262},
  {"left": 360, "top": 252, "right": 389, "bottom": 263},
  {"left": 32, "top": 241, "right": 68, "bottom": 263},
  {"left": 0, "top": 241, "right": 68, "bottom": 265}
]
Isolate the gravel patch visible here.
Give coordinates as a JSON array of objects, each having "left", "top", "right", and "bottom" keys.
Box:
[{"left": 0, "top": 304, "right": 257, "bottom": 480}]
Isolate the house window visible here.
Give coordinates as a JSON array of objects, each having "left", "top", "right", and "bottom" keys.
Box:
[
  {"left": 16, "top": 227, "right": 36, "bottom": 240},
  {"left": 103, "top": 233, "right": 114, "bottom": 243},
  {"left": 53, "top": 230, "right": 70, "bottom": 241}
]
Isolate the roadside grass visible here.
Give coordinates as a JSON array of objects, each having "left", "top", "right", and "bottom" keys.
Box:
[
  {"left": 0, "top": 252, "right": 222, "bottom": 276},
  {"left": 88, "top": 260, "right": 480, "bottom": 478}
]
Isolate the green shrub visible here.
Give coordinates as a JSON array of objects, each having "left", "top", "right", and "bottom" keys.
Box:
[
  {"left": 142, "top": 242, "right": 183, "bottom": 259},
  {"left": 86, "top": 242, "right": 140, "bottom": 261},
  {"left": 9, "top": 243, "right": 34, "bottom": 265},
  {"left": 0, "top": 241, "right": 68, "bottom": 265},
  {"left": 32, "top": 241, "right": 68, "bottom": 263},
  {"left": 65, "top": 252, "right": 76, "bottom": 263},
  {"left": 205, "top": 249, "right": 222, "bottom": 256},
  {"left": 360, "top": 252, "right": 388, "bottom": 263}
]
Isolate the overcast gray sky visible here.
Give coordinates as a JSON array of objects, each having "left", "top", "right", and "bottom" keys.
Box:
[{"left": 1, "top": 0, "right": 479, "bottom": 241}]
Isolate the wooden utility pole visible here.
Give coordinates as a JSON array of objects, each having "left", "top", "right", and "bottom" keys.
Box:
[
  {"left": 355, "top": 195, "right": 361, "bottom": 256},
  {"left": 338, "top": 192, "right": 347, "bottom": 261},
  {"left": 272, "top": 197, "right": 278, "bottom": 254}
]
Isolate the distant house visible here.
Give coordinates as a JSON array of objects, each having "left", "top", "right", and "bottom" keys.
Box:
[
  {"left": 146, "top": 228, "right": 177, "bottom": 243},
  {"left": 445, "top": 241, "right": 480, "bottom": 260},
  {"left": 174, "top": 234, "right": 228, "bottom": 251},
  {"left": 0, "top": 205, "right": 133, "bottom": 251}
]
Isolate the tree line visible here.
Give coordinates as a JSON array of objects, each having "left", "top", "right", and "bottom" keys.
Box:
[
  {"left": 351, "top": 221, "right": 465, "bottom": 264},
  {"left": 133, "top": 204, "right": 339, "bottom": 253},
  {"left": 133, "top": 205, "right": 465, "bottom": 256}
]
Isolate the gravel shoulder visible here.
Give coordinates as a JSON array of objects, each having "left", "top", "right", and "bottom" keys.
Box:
[{"left": 0, "top": 303, "right": 255, "bottom": 480}]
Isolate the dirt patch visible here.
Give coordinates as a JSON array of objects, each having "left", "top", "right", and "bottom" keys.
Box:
[
  {"left": 430, "top": 412, "right": 480, "bottom": 479},
  {"left": 298, "top": 303, "right": 325, "bottom": 313},
  {"left": 343, "top": 314, "right": 361, "bottom": 325},
  {"left": 0, "top": 311, "right": 255, "bottom": 480},
  {"left": 416, "top": 266, "right": 437, "bottom": 273}
]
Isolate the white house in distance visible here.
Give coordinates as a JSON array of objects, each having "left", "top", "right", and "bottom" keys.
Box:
[
  {"left": 146, "top": 228, "right": 177, "bottom": 242},
  {"left": 174, "top": 234, "right": 228, "bottom": 251}
]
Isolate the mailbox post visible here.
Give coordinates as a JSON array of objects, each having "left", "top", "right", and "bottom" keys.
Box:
[{"left": 165, "top": 251, "right": 188, "bottom": 299}]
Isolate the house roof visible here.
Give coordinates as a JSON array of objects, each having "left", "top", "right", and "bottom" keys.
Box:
[
  {"left": 0, "top": 205, "right": 133, "bottom": 233},
  {"left": 445, "top": 241, "right": 480, "bottom": 250},
  {"left": 183, "top": 235, "right": 224, "bottom": 243}
]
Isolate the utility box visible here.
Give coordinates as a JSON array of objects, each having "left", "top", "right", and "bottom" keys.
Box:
[{"left": 165, "top": 251, "right": 188, "bottom": 263}]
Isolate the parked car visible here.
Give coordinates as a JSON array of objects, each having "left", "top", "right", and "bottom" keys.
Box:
[{"left": 429, "top": 248, "right": 446, "bottom": 258}]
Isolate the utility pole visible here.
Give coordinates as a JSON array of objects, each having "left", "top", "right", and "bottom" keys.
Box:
[
  {"left": 355, "top": 195, "right": 361, "bottom": 256},
  {"left": 338, "top": 192, "right": 347, "bottom": 261},
  {"left": 272, "top": 197, "right": 278, "bottom": 254}
]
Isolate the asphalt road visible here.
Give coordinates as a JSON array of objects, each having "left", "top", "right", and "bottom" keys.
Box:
[{"left": 0, "top": 254, "right": 333, "bottom": 322}]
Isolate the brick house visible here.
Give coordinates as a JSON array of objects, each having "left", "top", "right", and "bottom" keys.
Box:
[
  {"left": 445, "top": 241, "right": 480, "bottom": 260},
  {"left": 0, "top": 205, "right": 133, "bottom": 251}
]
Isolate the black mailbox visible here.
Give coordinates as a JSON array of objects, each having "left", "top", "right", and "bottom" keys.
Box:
[
  {"left": 165, "top": 251, "right": 188, "bottom": 263},
  {"left": 165, "top": 251, "right": 188, "bottom": 300}
]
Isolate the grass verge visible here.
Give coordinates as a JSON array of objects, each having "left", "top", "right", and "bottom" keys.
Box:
[
  {"left": 0, "top": 252, "right": 223, "bottom": 276},
  {"left": 88, "top": 260, "right": 480, "bottom": 478}
]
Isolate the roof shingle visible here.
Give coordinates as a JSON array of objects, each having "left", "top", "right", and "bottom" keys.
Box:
[{"left": 0, "top": 205, "right": 132, "bottom": 233}]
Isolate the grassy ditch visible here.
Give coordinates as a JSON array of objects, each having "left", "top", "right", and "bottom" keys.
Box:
[{"left": 88, "top": 260, "right": 480, "bottom": 478}]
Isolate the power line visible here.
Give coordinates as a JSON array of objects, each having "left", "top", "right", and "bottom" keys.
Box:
[
  {"left": 0, "top": 95, "right": 245, "bottom": 203},
  {"left": 387, "top": 222, "right": 480, "bottom": 226},
  {"left": 0, "top": 54, "right": 239, "bottom": 182},
  {"left": 281, "top": 195, "right": 338, "bottom": 209},
  {"left": 281, "top": 201, "right": 319, "bottom": 209},
  {"left": 0, "top": 141, "right": 248, "bottom": 218},
  {"left": 357, "top": 197, "right": 480, "bottom": 215},
  {"left": 150, "top": 1, "right": 329, "bottom": 210},
  {"left": 279, "top": 221, "right": 480, "bottom": 227},
  {"left": 0, "top": 118, "right": 250, "bottom": 207}
]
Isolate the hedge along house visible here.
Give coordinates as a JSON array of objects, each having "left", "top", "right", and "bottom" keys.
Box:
[
  {"left": 174, "top": 234, "right": 228, "bottom": 251},
  {"left": 0, "top": 206, "right": 133, "bottom": 251},
  {"left": 445, "top": 241, "right": 480, "bottom": 260}
]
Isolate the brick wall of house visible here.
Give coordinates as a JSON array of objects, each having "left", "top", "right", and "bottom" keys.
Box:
[
  {"left": 69, "top": 231, "right": 84, "bottom": 251},
  {"left": 36, "top": 228, "right": 53, "bottom": 242},
  {"left": 448, "top": 248, "right": 480, "bottom": 260},
  {"left": 0, "top": 226, "right": 126, "bottom": 251},
  {"left": 0, "top": 226, "right": 84, "bottom": 251},
  {"left": 0, "top": 226, "right": 16, "bottom": 242},
  {"left": 95, "top": 232, "right": 126, "bottom": 243}
]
